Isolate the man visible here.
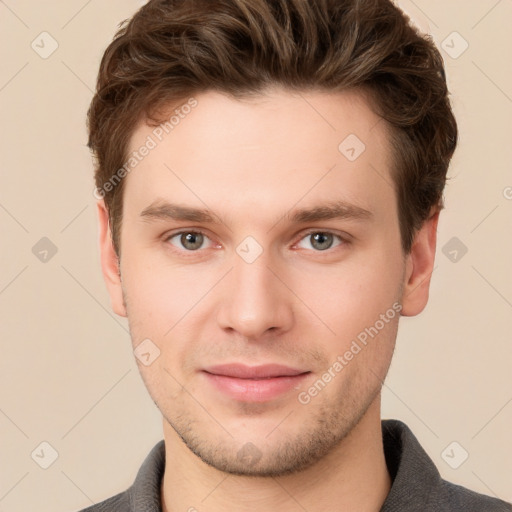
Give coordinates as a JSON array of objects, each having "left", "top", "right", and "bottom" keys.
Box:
[{"left": 81, "top": 0, "right": 511, "bottom": 510}]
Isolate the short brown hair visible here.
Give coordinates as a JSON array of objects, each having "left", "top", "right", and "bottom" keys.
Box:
[{"left": 87, "top": 0, "right": 457, "bottom": 256}]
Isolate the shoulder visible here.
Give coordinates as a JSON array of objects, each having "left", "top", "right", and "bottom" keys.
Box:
[
  {"left": 74, "top": 490, "right": 129, "bottom": 512},
  {"left": 433, "top": 480, "right": 512, "bottom": 511},
  {"left": 381, "top": 419, "right": 511, "bottom": 511},
  {"left": 71, "top": 440, "right": 165, "bottom": 512}
]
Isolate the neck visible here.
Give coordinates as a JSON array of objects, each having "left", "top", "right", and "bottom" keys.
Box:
[{"left": 160, "top": 398, "right": 391, "bottom": 512}]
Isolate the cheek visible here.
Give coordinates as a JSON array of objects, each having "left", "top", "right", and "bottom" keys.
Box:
[
  {"left": 291, "top": 246, "right": 403, "bottom": 337},
  {"left": 121, "top": 251, "right": 211, "bottom": 324},
  {"left": 120, "top": 250, "right": 226, "bottom": 378}
]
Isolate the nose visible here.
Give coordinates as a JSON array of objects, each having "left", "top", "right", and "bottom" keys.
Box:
[{"left": 216, "top": 254, "right": 294, "bottom": 340}]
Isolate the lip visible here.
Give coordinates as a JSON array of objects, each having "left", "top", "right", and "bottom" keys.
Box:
[
  {"left": 203, "top": 363, "right": 307, "bottom": 379},
  {"left": 201, "top": 364, "right": 311, "bottom": 402}
]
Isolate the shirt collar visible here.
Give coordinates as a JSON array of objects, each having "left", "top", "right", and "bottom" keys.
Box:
[
  {"left": 127, "top": 419, "right": 440, "bottom": 511},
  {"left": 380, "top": 419, "right": 440, "bottom": 511}
]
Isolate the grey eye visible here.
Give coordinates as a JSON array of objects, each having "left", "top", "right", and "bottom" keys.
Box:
[
  {"left": 296, "top": 232, "right": 343, "bottom": 251},
  {"left": 309, "top": 232, "right": 334, "bottom": 251},
  {"left": 168, "top": 232, "right": 207, "bottom": 251}
]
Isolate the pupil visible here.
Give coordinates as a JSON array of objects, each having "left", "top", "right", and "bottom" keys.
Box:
[
  {"left": 182, "top": 232, "right": 203, "bottom": 250},
  {"left": 312, "top": 233, "right": 332, "bottom": 250}
]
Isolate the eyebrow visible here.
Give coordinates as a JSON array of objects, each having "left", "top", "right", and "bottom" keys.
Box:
[{"left": 139, "top": 199, "right": 373, "bottom": 225}]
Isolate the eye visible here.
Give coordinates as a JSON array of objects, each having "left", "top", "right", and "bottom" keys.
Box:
[
  {"left": 296, "top": 231, "right": 344, "bottom": 251},
  {"left": 166, "top": 231, "right": 213, "bottom": 251}
]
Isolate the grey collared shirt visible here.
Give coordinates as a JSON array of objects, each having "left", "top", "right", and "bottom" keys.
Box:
[{"left": 77, "top": 419, "right": 511, "bottom": 511}]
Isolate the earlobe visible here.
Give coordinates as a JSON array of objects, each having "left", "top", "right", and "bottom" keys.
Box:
[
  {"left": 400, "top": 209, "right": 440, "bottom": 317},
  {"left": 97, "top": 200, "right": 127, "bottom": 317}
]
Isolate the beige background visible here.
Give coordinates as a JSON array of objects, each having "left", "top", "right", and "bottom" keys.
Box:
[{"left": 1, "top": 0, "right": 511, "bottom": 510}]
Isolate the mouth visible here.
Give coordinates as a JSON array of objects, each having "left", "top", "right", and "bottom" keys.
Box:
[{"left": 201, "top": 364, "right": 311, "bottom": 402}]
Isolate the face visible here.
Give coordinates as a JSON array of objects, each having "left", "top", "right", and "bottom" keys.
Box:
[{"left": 99, "top": 88, "right": 437, "bottom": 476}]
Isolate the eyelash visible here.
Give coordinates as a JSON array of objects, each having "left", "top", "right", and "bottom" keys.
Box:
[{"left": 163, "top": 229, "right": 350, "bottom": 256}]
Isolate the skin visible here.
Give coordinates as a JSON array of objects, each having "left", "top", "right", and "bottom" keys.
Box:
[{"left": 98, "top": 88, "right": 439, "bottom": 512}]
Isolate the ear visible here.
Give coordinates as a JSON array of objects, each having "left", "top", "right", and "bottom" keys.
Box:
[
  {"left": 97, "top": 200, "right": 127, "bottom": 317},
  {"left": 400, "top": 208, "right": 439, "bottom": 316}
]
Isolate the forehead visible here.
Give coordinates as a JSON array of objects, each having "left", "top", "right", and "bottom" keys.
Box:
[{"left": 123, "top": 88, "right": 395, "bottom": 226}]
